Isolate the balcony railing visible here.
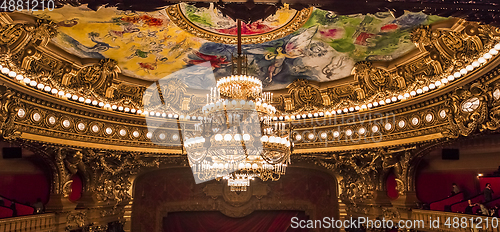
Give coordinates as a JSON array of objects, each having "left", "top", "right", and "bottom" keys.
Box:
[
  {"left": 0, "top": 213, "right": 55, "bottom": 232},
  {"left": 412, "top": 209, "right": 500, "bottom": 232}
]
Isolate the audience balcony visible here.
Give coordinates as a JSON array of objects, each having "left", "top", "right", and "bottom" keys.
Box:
[
  {"left": 412, "top": 209, "right": 500, "bottom": 232},
  {"left": 0, "top": 213, "right": 55, "bottom": 232}
]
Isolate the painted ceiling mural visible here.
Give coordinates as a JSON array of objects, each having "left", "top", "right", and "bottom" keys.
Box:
[
  {"left": 30, "top": 5, "right": 446, "bottom": 90},
  {"left": 180, "top": 4, "right": 297, "bottom": 36}
]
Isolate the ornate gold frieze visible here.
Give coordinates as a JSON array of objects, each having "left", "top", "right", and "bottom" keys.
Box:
[{"left": 166, "top": 4, "right": 313, "bottom": 45}]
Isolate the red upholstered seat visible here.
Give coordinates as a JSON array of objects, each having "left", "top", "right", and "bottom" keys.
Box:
[
  {"left": 430, "top": 192, "right": 464, "bottom": 211},
  {"left": 451, "top": 193, "right": 484, "bottom": 213},
  {"left": 0, "top": 206, "right": 13, "bottom": 219},
  {"left": 15, "top": 203, "right": 34, "bottom": 216}
]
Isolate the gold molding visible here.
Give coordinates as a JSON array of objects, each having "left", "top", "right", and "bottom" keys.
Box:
[
  {"left": 292, "top": 133, "right": 444, "bottom": 154},
  {"left": 166, "top": 4, "right": 313, "bottom": 44},
  {"left": 21, "top": 133, "right": 183, "bottom": 154}
]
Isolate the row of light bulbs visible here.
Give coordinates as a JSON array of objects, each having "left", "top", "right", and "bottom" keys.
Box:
[
  {"left": 1, "top": 65, "right": 148, "bottom": 114},
  {"left": 4, "top": 42, "right": 499, "bottom": 121}
]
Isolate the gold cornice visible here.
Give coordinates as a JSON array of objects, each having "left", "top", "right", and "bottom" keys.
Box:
[
  {"left": 166, "top": 4, "right": 313, "bottom": 44},
  {"left": 21, "top": 132, "right": 183, "bottom": 154}
]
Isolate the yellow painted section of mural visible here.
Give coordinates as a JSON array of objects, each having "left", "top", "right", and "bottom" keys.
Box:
[{"left": 32, "top": 6, "right": 204, "bottom": 80}]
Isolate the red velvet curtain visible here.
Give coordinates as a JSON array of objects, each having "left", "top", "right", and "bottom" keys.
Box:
[{"left": 163, "top": 211, "right": 309, "bottom": 232}]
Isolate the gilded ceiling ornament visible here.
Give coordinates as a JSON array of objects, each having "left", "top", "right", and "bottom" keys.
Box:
[
  {"left": 286, "top": 79, "right": 323, "bottom": 112},
  {"left": 312, "top": 147, "right": 415, "bottom": 206},
  {"left": 0, "top": 87, "right": 22, "bottom": 140},
  {"left": 444, "top": 82, "right": 489, "bottom": 138},
  {"left": 166, "top": 4, "right": 313, "bottom": 45},
  {"left": 68, "top": 58, "right": 119, "bottom": 97}
]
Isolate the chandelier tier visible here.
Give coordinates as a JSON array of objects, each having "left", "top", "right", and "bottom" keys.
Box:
[{"left": 184, "top": 19, "right": 292, "bottom": 191}]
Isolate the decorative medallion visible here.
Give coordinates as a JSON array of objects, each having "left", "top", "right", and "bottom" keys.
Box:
[{"left": 461, "top": 97, "right": 481, "bottom": 112}]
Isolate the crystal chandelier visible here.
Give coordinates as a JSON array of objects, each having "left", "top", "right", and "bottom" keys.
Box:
[{"left": 184, "top": 20, "right": 292, "bottom": 191}]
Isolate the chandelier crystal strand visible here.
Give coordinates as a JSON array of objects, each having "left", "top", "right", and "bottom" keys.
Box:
[{"left": 185, "top": 19, "right": 291, "bottom": 191}]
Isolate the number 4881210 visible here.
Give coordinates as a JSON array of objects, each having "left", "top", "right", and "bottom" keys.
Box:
[{"left": 0, "top": 0, "right": 54, "bottom": 11}]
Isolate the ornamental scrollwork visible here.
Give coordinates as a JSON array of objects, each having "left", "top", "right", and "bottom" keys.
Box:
[
  {"left": 313, "top": 147, "right": 415, "bottom": 206},
  {"left": 66, "top": 211, "right": 88, "bottom": 230},
  {"left": 286, "top": 79, "right": 323, "bottom": 112},
  {"left": 81, "top": 150, "right": 161, "bottom": 204},
  {"left": 444, "top": 82, "right": 489, "bottom": 138},
  {"left": 68, "top": 59, "right": 119, "bottom": 99},
  {"left": 0, "top": 86, "right": 22, "bottom": 140}
]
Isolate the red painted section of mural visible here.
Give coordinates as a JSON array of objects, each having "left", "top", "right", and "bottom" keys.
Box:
[{"left": 132, "top": 167, "right": 338, "bottom": 232}]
